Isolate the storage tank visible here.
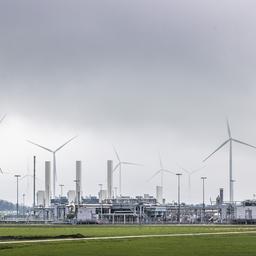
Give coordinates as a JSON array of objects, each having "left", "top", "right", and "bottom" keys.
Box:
[
  {"left": 156, "top": 185, "right": 163, "bottom": 204},
  {"left": 67, "top": 190, "right": 76, "bottom": 203},
  {"left": 99, "top": 189, "right": 107, "bottom": 202},
  {"left": 37, "top": 190, "right": 45, "bottom": 207}
]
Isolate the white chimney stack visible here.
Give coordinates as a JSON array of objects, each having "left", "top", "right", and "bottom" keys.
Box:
[
  {"left": 45, "top": 161, "right": 51, "bottom": 207},
  {"left": 107, "top": 160, "right": 113, "bottom": 199},
  {"left": 76, "top": 160, "right": 82, "bottom": 204}
]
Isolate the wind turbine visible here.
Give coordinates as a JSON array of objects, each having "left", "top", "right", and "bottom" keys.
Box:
[
  {"left": 203, "top": 119, "right": 256, "bottom": 203},
  {"left": 113, "top": 147, "right": 141, "bottom": 197},
  {"left": 148, "top": 156, "right": 176, "bottom": 192},
  {"left": 27, "top": 136, "right": 77, "bottom": 198},
  {"left": 179, "top": 165, "right": 205, "bottom": 201}
]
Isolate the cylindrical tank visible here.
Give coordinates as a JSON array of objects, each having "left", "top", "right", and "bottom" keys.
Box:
[
  {"left": 67, "top": 190, "right": 76, "bottom": 203},
  {"left": 37, "top": 190, "right": 45, "bottom": 207}
]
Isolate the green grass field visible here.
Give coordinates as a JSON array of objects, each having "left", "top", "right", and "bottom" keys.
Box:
[{"left": 0, "top": 225, "right": 256, "bottom": 256}]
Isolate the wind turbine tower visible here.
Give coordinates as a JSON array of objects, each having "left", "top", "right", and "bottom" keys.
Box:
[
  {"left": 203, "top": 120, "right": 256, "bottom": 203},
  {"left": 148, "top": 156, "right": 175, "bottom": 203},
  {"left": 113, "top": 147, "right": 141, "bottom": 197},
  {"left": 27, "top": 136, "right": 77, "bottom": 198},
  {"left": 180, "top": 165, "right": 205, "bottom": 202}
]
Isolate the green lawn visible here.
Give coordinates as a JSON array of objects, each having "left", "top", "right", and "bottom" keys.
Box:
[
  {"left": 0, "top": 233, "right": 256, "bottom": 256},
  {"left": 0, "top": 225, "right": 255, "bottom": 239},
  {"left": 0, "top": 225, "right": 256, "bottom": 256}
]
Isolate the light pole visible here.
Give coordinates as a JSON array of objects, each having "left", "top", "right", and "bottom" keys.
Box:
[
  {"left": 176, "top": 173, "right": 182, "bottom": 223},
  {"left": 201, "top": 177, "right": 207, "bottom": 223},
  {"left": 14, "top": 175, "right": 21, "bottom": 220}
]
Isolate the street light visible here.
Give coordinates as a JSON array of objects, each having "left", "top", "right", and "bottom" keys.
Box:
[
  {"left": 201, "top": 176, "right": 207, "bottom": 223},
  {"left": 176, "top": 173, "right": 182, "bottom": 223},
  {"left": 14, "top": 174, "right": 21, "bottom": 220}
]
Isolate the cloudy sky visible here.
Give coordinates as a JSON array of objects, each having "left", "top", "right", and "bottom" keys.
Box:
[{"left": 1, "top": 0, "right": 256, "bottom": 205}]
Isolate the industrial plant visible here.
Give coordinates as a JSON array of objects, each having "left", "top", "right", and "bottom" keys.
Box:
[{"left": 1, "top": 115, "right": 256, "bottom": 225}]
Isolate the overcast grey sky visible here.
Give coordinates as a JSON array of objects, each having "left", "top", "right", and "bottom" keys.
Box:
[{"left": 1, "top": 0, "right": 256, "bottom": 204}]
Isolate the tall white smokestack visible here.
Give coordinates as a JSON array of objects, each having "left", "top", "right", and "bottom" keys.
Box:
[
  {"left": 107, "top": 160, "right": 113, "bottom": 199},
  {"left": 156, "top": 185, "right": 163, "bottom": 204},
  {"left": 45, "top": 161, "right": 51, "bottom": 207},
  {"left": 76, "top": 160, "right": 82, "bottom": 204}
]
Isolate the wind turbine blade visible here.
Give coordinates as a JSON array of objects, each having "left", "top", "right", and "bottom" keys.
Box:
[
  {"left": 147, "top": 170, "right": 161, "bottom": 182},
  {"left": 177, "top": 163, "right": 190, "bottom": 174},
  {"left": 233, "top": 138, "right": 256, "bottom": 149},
  {"left": 159, "top": 154, "right": 164, "bottom": 170},
  {"left": 121, "top": 162, "right": 142, "bottom": 166},
  {"left": 27, "top": 140, "right": 53, "bottom": 152},
  {"left": 0, "top": 114, "right": 6, "bottom": 124},
  {"left": 55, "top": 136, "right": 77, "bottom": 152},
  {"left": 163, "top": 169, "right": 176, "bottom": 175},
  {"left": 113, "top": 146, "right": 121, "bottom": 162},
  {"left": 226, "top": 118, "right": 231, "bottom": 138},
  {"left": 203, "top": 139, "right": 230, "bottom": 162},
  {"left": 0, "top": 168, "right": 3, "bottom": 174},
  {"left": 21, "top": 174, "right": 30, "bottom": 180},
  {"left": 113, "top": 162, "right": 121, "bottom": 172},
  {"left": 190, "top": 166, "right": 206, "bottom": 175}
]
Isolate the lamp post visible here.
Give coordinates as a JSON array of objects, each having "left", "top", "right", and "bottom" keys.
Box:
[
  {"left": 14, "top": 174, "right": 21, "bottom": 220},
  {"left": 201, "top": 177, "right": 207, "bottom": 223},
  {"left": 176, "top": 173, "right": 182, "bottom": 223}
]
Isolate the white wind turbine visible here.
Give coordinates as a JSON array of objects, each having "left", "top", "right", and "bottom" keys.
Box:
[
  {"left": 148, "top": 156, "right": 176, "bottom": 192},
  {"left": 203, "top": 119, "right": 256, "bottom": 203},
  {"left": 27, "top": 136, "right": 77, "bottom": 198},
  {"left": 113, "top": 147, "right": 141, "bottom": 197},
  {"left": 179, "top": 165, "right": 205, "bottom": 202}
]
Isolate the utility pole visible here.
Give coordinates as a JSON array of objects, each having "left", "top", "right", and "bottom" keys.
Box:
[
  {"left": 176, "top": 173, "right": 182, "bottom": 223},
  {"left": 14, "top": 174, "right": 21, "bottom": 220},
  {"left": 201, "top": 177, "right": 207, "bottom": 223}
]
